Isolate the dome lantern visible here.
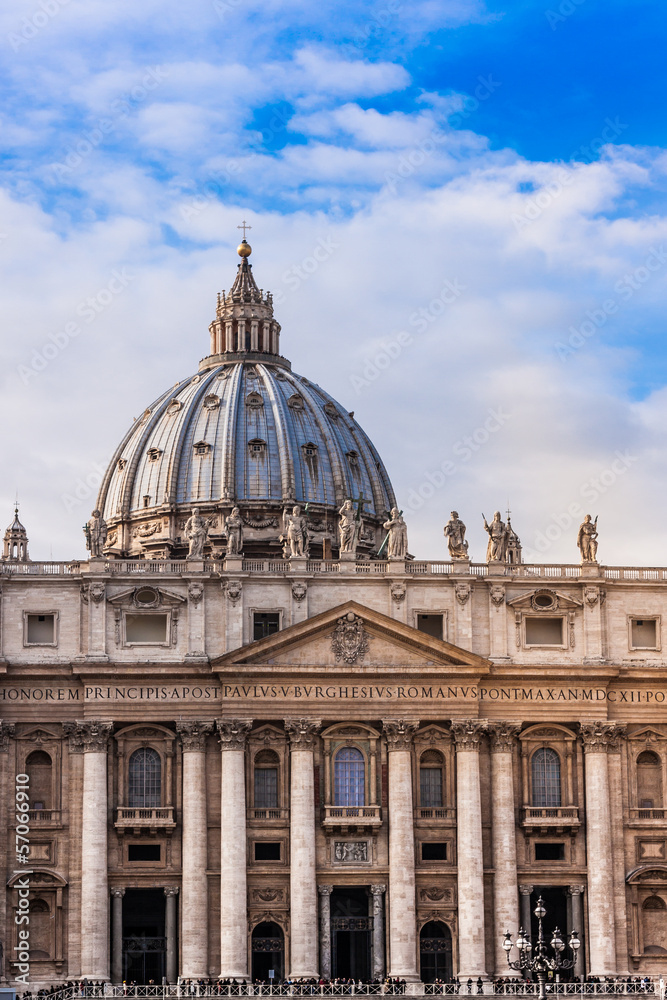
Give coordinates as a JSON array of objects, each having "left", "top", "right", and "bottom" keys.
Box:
[{"left": 3, "top": 506, "right": 29, "bottom": 563}]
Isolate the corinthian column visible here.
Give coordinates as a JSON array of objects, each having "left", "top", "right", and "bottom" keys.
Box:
[
  {"left": 487, "top": 722, "right": 521, "bottom": 977},
  {"left": 383, "top": 720, "right": 419, "bottom": 980},
  {"left": 177, "top": 720, "right": 214, "bottom": 978},
  {"left": 451, "top": 720, "right": 487, "bottom": 980},
  {"left": 285, "top": 718, "right": 321, "bottom": 978},
  {"left": 65, "top": 720, "right": 114, "bottom": 980},
  {"left": 580, "top": 722, "right": 619, "bottom": 976},
  {"left": 217, "top": 718, "right": 252, "bottom": 978}
]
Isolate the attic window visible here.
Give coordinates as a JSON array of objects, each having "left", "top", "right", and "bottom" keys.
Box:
[
  {"left": 631, "top": 618, "right": 659, "bottom": 650},
  {"left": 287, "top": 394, "right": 304, "bottom": 410},
  {"left": 166, "top": 400, "right": 182, "bottom": 415},
  {"left": 143, "top": 495, "right": 151, "bottom": 508},
  {"left": 533, "top": 591, "right": 557, "bottom": 610},
  {"left": 246, "top": 392, "right": 264, "bottom": 409},
  {"left": 346, "top": 450, "right": 359, "bottom": 467},
  {"left": 302, "top": 442, "right": 318, "bottom": 457},
  {"left": 194, "top": 441, "right": 211, "bottom": 456},
  {"left": 248, "top": 439, "right": 266, "bottom": 455},
  {"left": 525, "top": 617, "right": 564, "bottom": 646},
  {"left": 203, "top": 394, "right": 220, "bottom": 410},
  {"left": 147, "top": 448, "right": 162, "bottom": 462},
  {"left": 324, "top": 402, "right": 339, "bottom": 421}
]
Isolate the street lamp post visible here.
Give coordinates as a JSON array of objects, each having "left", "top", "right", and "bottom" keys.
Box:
[{"left": 502, "top": 896, "right": 581, "bottom": 1000}]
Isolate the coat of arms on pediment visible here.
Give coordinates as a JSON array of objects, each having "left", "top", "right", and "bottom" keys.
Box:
[{"left": 331, "top": 612, "right": 369, "bottom": 665}]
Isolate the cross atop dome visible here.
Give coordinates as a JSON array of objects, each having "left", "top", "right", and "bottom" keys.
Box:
[{"left": 205, "top": 236, "right": 284, "bottom": 368}]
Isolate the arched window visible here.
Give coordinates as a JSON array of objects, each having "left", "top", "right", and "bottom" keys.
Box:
[
  {"left": 334, "top": 747, "right": 365, "bottom": 807},
  {"left": 26, "top": 750, "right": 52, "bottom": 810},
  {"left": 642, "top": 895, "right": 667, "bottom": 954},
  {"left": 420, "top": 750, "right": 444, "bottom": 809},
  {"left": 251, "top": 921, "right": 284, "bottom": 982},
  {"left": 29, "top": 899, "right": 52, "bottom": 960},
  {"left": 128, "top": 747, "right": 161, "bottom": 808},
  {"left": 531, "top": 747, "right": 561, "bottom": 808},
  {"left": 637, "top": 751, "right": 663, "bottom": 809},
  {"left": 254, "top": 749, "right": 279, "bottom": 810}
]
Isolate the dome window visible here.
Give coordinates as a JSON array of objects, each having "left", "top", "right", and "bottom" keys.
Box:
[
  {"left": 203, "top": 394, "right": 220, "bottom": 410},
  {"left": 166, "top": 400, "right": 182, "bottom": 415},
  {"left": 248, "top": 438, "right": 266, "bottom": 456},
  {"left": 287, "top": 394, "right": 304, "bottom": 410},
  {"left": 142, "top": 495, "right": 151, "bottom": 508},
  {"left": 147, "top": 448, "right": 162, "bottom": 462},
  {"left": 194, "top": 441, "right": 212, "bottom": 456},
  {"left": 246, "top": 392, "right": 264, "bottom": 409},
  {"left": 302, "top": 442, "right": 318, "bottom": 457},
  {"left": 346, "top": 450, "right": 359, "bottom": 467},
  {"left": 117, "top": 458, "right": 127, "bottom": 471},
  {"left": 324, "top": 402, "right": 339, "bottom": 420}
]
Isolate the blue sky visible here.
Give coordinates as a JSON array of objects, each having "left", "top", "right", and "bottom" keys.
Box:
[{"left": 2, "top": 0, "right": 667, "bottom": 562}]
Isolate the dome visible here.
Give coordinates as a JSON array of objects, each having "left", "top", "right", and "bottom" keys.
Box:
[{"left": 96, "top": 246, "right": 396, "bottom": 559}]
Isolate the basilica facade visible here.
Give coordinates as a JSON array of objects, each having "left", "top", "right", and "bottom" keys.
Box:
[{"left": 2, "top": 242, "right": 667, "bottom": 989}]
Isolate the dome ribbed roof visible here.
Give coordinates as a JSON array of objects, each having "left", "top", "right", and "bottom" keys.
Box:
[{"left": 96, "top": 248, "right": 396, "bottom": 559}]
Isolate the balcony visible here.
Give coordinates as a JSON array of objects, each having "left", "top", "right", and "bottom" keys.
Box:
[
  {"left": 630, "top": 807, "right": 666, "bottom": 821},
  {"left": 521, "top": 805, "right": 580, "bottom": 832},
  {"left": 414, "top": 807, "right": 456, "bottom": 824},
  {"left": 27, "top": 809, "right": 62, "bottom": 826},
  {"left": 322, "top": 805, "right": 382, "bottom": 828},
  {"left": 115, "top": 806, "right": 176, "bottom": 832},
  {"left": 247, "top": 807, "right": 289, "bottom": 822}
]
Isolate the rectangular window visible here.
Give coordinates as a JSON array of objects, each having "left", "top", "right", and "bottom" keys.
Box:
[
  {"left": 254, "top": 841, "right": 281, "bottom": 861},
  {"left": 416, "top": 614, "right": 443, "bottom": 640},
  {"left": 26, "top": 614, "right": 56, "bottom": 645},
  {"left": 420, "top": 768, "right": 443, "bottom": 808},
  {"left": 631, "top": 619, "right": 658, "bottom": 649},
  {"left": 125, "top": 613, "right": 168, "bottom": 644},
  {"left": 255, "top": 768, "right": 278, "bottom": 809},
  {"left": 421, "top": 842, "right": 447, "bottom": 861},
  {"left": 525, "top": 617, "right": 564, "bottom": 645},
  {"left": 253, "top": 613, "right": 280, "bottom": 641},
  {"left": 128, "top": 844, "right": 161, "bottom": 862},
  {"left": 534, "top": 842, "right": 565, "bottom": 861}
]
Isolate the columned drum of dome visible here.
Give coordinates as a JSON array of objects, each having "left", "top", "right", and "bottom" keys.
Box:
[{"left": 96, "top": 242, "right": 396, "bottom": 559}]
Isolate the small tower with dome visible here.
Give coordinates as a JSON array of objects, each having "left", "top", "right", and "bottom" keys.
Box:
[{"left": 3, "top": 505, "right": 30, "bottom": 563}]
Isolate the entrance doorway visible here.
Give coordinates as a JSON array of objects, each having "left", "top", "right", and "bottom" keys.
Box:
[
  {"left": 529, "top": 887, "right": 574, "bottom": 981},
  {"left": 420, "top": 922, "right": 453, "bottom": 982},
  {"left": 251, "top": 922, "right": 284, "bottom": 983},
  {"left": 331, "top": 888, "right": 371, "bottom": 980},
  {"left": 122, "top": 889, "right": 166, "bottom": 984}
]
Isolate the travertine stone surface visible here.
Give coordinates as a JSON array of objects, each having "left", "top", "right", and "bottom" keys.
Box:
[
  {"left": 218, "top": 720, "right": 251, "bottom": 977},
  {"left": 488, "top": 722, "right": 521, "bottom": 977},
  {"left": 110, "top": 888, "right": 124, "bottom": 984},
  {"left": 384, "top": 720, "right": 419, "bottom": 980},
  {"left": 452, "top": 720, "right": 487, "bottom": 979},
  {"left": 287, "top": 720, "right": 321, "bottom": 977},
  {"left": 318, "top": 884, "right": 333, "bottom": 980},
  {"left": 371, "top": 884, "right": 387, "bottom": 979},
  {"left": 80, "top": 723, "right": 113, "bottom": 980}
]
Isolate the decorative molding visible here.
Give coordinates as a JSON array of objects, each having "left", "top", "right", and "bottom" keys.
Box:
[
  {"left": 216, "top": 718, "right": 252, "bottom": 751},
  {"left": 291, "top": 582, "right": 307, "bottom": 604},
  {"left": 580, "top": 721, "right": 627, "bottom": 753},
  {"left": 519, "top": 884, "right": 534, "bottom": 895},
  {"left": 331, "top": 612, "right": 369, "bottom": 665},
  {"left": 370, "top": 884, "right": 387, "bottom": 896},
  {"left": 63, "top": 720, "right": 113, "bottom": 753},
  {"left": 225, "top": 580, "right": 242, "bottom": 605},
  {"left": 383, "top": 719, "right": 419, "bottom": 751},
  {"left": 110, "top": 887, "right": 126, "bottom": 899},
  {"left": 451, "top": 719, "right": 486, "bottom": 751},
  {"left": 188, "top": 583, "right": 204, "bottom": 606},
  {"left": 490, "top": 584, "right": 505, "bottom": 607},
  {"left": 455, "top": 583, "right": 471, "bottom": 606},
  {"left": 419, "top": 886, "right": 452, "bottom": 902},
  {"left": 317, "top": 885, "right": 333, "bottom": 897},
  {"left": 568, "top": 885, "right": 585, "bottom": 895},
  {"left": 176, "top": 720, "right": 214, "bottom": 752},
  {"left": 487, "top": 721, "right": 521, "bottom": 752},
  {"left": 253, "top": 888, "right": 284, "bottom": 902},
  {"left": 0, "top": 721, "right": 16, "bottom": 752},
  {"left": 164, "top": 886, "right": 180, "bottom": 897},
  {"left": 391, "top": 582, "right": 406, "bottom": 604},
  {"left": 284, "top": 718, "right": 321, "bottom": 749},
  {"left": 334, "top": 841, "right": 368, "bottom": 863}
]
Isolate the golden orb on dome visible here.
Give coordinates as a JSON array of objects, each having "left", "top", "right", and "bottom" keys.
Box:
[{"left": 237, "top": 239, "right": 252, "bottom": 258}]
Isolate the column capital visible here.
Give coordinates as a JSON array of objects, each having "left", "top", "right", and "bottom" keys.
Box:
[
  {"left": 110, "top": 887, "right": 125, "bottom": 898},
  {"left": 370, "top": 884, "right": 387, "bottom": 896},
  {"left": 580, "top": 721, "right": 626, "bottom": 753},
  {"left": 216, "top": 718, "right": 252, "bottom": 751},
  {"left": 164, "top": 886, "right": 180, "bottom": 897},
  {"left": 285, "top": 718, "right": 321, "bottom": 748},
  {"left": 64, "top": 720, "right": 114, "bottom": 752},
  {"left": 568, "top": 884, "right": 585, "bottom": 896},
  {"left": 383, "top": 719, "right": 419, "bottom": 750},
  {"left": 487, "top": 721, "right": 521, "bottom": 752},
  {"left": 0, "top": 720, "right": 16, "bottom": 752},
  {"left": 451, "top": 719, "right": 485, "bottom": 751},
  {"left": 176, "top": 720, "right": 214, "bottom": 751},
  {"left": 318, "top": 884, "right": 333, "bottom": 896},
  {"left": 519, "top": 884, "right": 534, "bottom": 896}
]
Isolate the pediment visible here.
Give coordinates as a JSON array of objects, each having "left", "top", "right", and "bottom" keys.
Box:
[
  {"left": 108, "top": 586, "right": 186, "bottom": 609},
  {"left": 628, "top": 727, "right": 667, "bottom": 744},
  {"left": 507, "top": 588, "right": 582, "bottom": 612},
  {"left": 212, "top": 601, "right": 491, "bottom": 673}
]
